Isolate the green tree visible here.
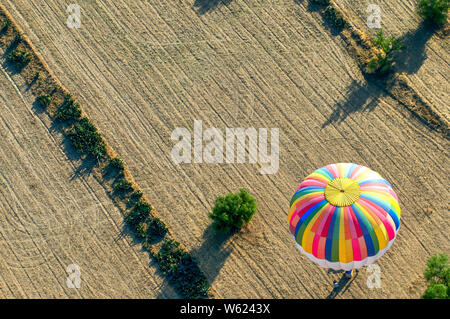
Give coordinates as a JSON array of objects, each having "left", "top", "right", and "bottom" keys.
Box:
[
  {"left": 422, "top": 253, "right": 449, "bottom": 299},
  {"left": 418, "top": 0, "right": 450, "bottom": 26},
  {"left": 368, "top": 30, "right": 405, "bottom": 75},
  {"left": 209, "top": 188, "right": 257, "bottom": 233}
]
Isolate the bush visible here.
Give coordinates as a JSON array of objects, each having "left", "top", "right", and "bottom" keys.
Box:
[
  {"left": 109, "top": 157, "right": 124, "bottom": 171},
  {"left": 174, "top": 254, "right": 210, "bottom": 298},
  {"left": 418, "top": 0, "right": 449, "bottom": 26},
  {"left": 324, "top": 6, "right": 347, "bottom": 29},
  {"left": 37, "top": 94, "right": 51, "bottom": 108},
  {"left": 54, "top": 94, "right": 81, "bottom": 122},
  {"left": 154, "top": 239, "right": 188, "bottom": 276},
  {"left": 130, "top": 190, "right": 143, "bottom": 202},
  {"left": 422, "top": 253, "right": 449, "bottom": 299},
  {"left": 7, "top": 49, "right": 32, "bottom": 69},
  {"left": 135, "top": 222, "right": 147, "bottom": 239},
  {"left": 209, "top": 188, "right": 257, "bottom": 233},
  {"left": 154, "top": 240, "right": 209, "bottom": 298},
  {"left": 146, "top": 217, "right": 168, "bottom": 243},
  {"left": 153, "top": 239, "right": 210, "bottom": 298},
  {"left": 368, "top": 30, "right": 405, "bottom": 74},
  {"left": 311, "top": 0, "right": 330, "bottom": 5},
  {"left": 125, "top": 200, "right": 152, "bottom": 227},
  {"left": 1, "top": 19, "right": 11, "bottom": 33},
  {"left": 68, "top": 117, "right": 107, "bottom": 159},
  {"left": 113, "top": 178, "right": 133, "bottom": 193}
]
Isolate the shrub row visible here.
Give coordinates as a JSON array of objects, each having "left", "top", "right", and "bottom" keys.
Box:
[
  {"left": 0, "top": 9, "right": 211, "bottom": 299},
  {"left": 153, "top": 239, "right": 210, "bottom": 298}
]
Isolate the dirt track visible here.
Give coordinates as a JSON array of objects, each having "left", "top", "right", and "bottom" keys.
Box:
[{"left": 1, "top": 0, "right": 449, "bottom": 298}]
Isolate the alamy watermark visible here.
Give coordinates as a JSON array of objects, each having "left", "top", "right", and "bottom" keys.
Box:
[
  {"left": 366, "top": 263, "right": 382, "bottom": 288},
  {"left": 171, "top": 120, "right": 279, "bottom": 174},
  {"left": 66, "top": 4, "right": 81, "bottom": 29},
  {"left": 66, "top": 263, "right": 81, "bottom": 289},
  {"left": 366, "top": 4, "right": 382, "bottom": 29}
]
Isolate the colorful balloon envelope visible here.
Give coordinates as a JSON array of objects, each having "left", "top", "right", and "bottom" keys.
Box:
[{"left": 288, "top": 163, "right": 401, "bottom": 271}]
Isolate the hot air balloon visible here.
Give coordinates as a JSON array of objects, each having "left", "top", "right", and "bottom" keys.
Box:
[{"left": 288, "top": 163, "right": 400, "bottom": 271}]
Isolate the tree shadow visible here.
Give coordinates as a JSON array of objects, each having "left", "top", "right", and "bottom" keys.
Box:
[
  {"left": 322, "top": 76, "right": 385, "bottom": 127},
  {"left": 395, "top": 21, "right": 436, "bottom": 75},
  {"left": 322, "top": 20, "right": 436, "bottom": 127},
  {"left": 193, "top": 0, "right": 233, "bottom": 15},
  {"left": 326, "top": 270, "right": 359, "bottom": 299},
  {"left": 191, "top": 224, "right": 233, "bottom": 285},
  {"left": 304, "top": 0, "right": 344, "bottom": 36}
]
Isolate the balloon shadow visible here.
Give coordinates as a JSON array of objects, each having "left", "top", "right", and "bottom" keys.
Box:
[{"left": 326, "top": 270, "right": 359, "bottom": 299}]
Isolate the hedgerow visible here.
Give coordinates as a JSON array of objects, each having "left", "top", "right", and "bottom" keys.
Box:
[{"left": 67, "top": 117, "right": 107, "bottom": 159}]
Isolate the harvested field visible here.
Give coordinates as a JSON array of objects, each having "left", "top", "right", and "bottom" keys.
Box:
[
  {"left": 1, "top": 0, "right": 449, "bottom": 299},
  {"left": 0, "top": 62, "right": 177, "bottom": 297}
]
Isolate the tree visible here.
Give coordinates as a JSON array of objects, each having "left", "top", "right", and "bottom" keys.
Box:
[
  {"left": 418, "top": 0, "right": 450, "bottom": 26},
  {"left": 209, "top": 188, "right": 257, "bottom": 233},
  {"left": 368, "top": 29, "right": 405, "bottom": 75},
  {"left": 422, "top": 253, "right": 449, "bottom": 299}
]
